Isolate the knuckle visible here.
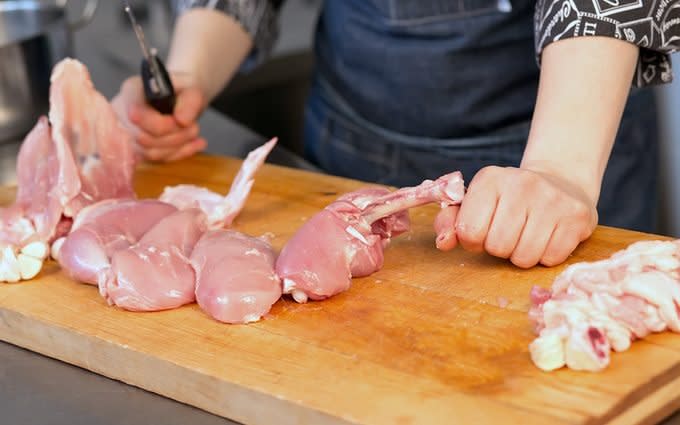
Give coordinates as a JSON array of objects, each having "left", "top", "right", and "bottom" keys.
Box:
[
  {"left": 456, "top": 223, "right": 483, "bottom": 245},
  {"left": 485, "top": 239, "right": 512, "bottom": 258},
  {"left": 541, "top": 230, "right": 581, "bottom": 267},
  {"left": 569, "top": 201, "right": 592, "bottom": 221},
  {"left": 540, "top": 252, "right": 568, "bottom": 267},
  {"left": 510, "top": 251, "right": 538, "bottom": 269},
  {"left": 474, "top": 165, "right": 501, "bottom": 181},
  {"left": 541, "top": 243, "right": 572, "bottom": 267},
  {"left": 540, "top": 244, "right": 567, "bottom": 266},
  {"left": 456, "top": 233, "right": 484, "bottom": 253},
  {"left": 540, "top": 190, "right": 562, "bottom": 209}
]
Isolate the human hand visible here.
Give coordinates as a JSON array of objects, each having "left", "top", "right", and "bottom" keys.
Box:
[
  {"left": 435, "top": 165, "right": 598, "bottom": 268},
  {"left": 111, "top": 72, "right": 207, "bottom": 162},
  {"left": 433, "top": 204, "right": 460, "bottom": 251}
]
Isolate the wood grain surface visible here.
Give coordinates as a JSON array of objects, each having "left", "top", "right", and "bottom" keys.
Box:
[{"left": 0, "top": 154, "right": 678, "bottom": 425}]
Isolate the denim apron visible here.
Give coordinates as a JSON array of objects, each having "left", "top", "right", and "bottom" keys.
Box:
[{"left": 302, "top": 0, "right": 659, "bottom": 233}]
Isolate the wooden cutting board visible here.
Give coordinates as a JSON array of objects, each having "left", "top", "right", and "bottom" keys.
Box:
[{"left": 0, "top": 154, "right": 678, "bottom": 425}]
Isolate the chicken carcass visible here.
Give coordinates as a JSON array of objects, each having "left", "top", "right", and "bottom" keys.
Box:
[
  {"left": 160, "top": 138, "right": 277, "bottom": 229},
  {"left": 275, "top": 171, "right": 465, "bottom": 303},
  {"left": 0, "top": 58, "right": 136, "bottom": 283},
  {"left": 191, "top": 229, "right": 281, "bottom": 324},
  {"left": 48, "top": 58, "right": 137, "bottom": 217},
  {"left": 103, "top": 208, "right": 207, "bottom": 311},
  {"left": 528, "top": 239, "right": 680, "bottom": 372}
]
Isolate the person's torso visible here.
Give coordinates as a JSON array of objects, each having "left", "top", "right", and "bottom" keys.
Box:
[{"left": 313, "top": 0, "right": 539, "bottom": 139}]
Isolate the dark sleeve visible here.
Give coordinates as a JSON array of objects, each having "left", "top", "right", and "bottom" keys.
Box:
[
  {"left": 173, "top": 0, "right": 286, "bottom": 67},
  {"left": 534, "top": 0, "right": 679, "bottom": 87}
]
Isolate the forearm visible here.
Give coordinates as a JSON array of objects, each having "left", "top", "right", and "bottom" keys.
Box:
[
  {"left": 521, "top": 36, "right": 639, "bottom": 205},
  {"left": 166, "top": 8, "right": 253, "bottom": 103}
]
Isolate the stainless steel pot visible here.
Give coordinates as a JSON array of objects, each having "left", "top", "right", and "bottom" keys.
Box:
[{"left": 0, "top": 0, "right": 99, "bottom": 144}]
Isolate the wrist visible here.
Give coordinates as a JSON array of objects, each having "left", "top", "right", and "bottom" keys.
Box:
[
  {"left": 165, "top": 68, "right": 210, "bottom": 109},
  {"left": 520, "top": 157, "right": 602, "bottom": 206},
  {"left": 165, "top": 8, "right": 254, "bottom": 104},
  {"left": 165, "top": 57, "right": 205, "bottom": 92},
  {"left": 520, "top": 37, "right": 639, "bottom": 209}
]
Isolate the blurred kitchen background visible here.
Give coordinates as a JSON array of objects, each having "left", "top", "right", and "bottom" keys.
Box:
[
  {"left": 69, "top": 0, "right": 322, "bottom": 159},
  {"left": 0, "top": 0, "right": 323, "bottom": 182},
  {"left": 2, "top": 0, "right": 680, "bottom": 237}
]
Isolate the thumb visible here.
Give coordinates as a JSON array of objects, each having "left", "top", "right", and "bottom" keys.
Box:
[
  {"left": 434, "top": 205, "right": 459, "bottom": 251},
  {"left": 173, "top": 86, "right": 205, "bottom": 127}
]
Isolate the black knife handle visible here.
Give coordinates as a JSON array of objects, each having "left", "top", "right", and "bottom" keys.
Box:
[{"left": 141, "top": 55, "right": 176, "bottom": 115}]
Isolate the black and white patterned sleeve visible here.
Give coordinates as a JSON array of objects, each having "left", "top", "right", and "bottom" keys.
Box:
[
  {"left": 172, "top": 0, "right": 284, "bottom": 67},
  {"left": 534, "top": 0, "right": 680, "bottom": 87}
]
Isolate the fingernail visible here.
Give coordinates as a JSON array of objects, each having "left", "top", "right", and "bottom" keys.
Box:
[{"left": 436, "top": 230, "right": 452, "bottom": 245}]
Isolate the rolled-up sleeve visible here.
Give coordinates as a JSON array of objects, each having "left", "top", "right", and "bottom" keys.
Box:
[
  {"left": 534, "top": 0, "right": 680, "bottom": 86},
  {"left": 172, "top": 0, "right": 284, "bottom": 68}
]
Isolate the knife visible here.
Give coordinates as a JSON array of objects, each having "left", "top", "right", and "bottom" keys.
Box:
[{"left": 122, "top": 0, "right": 176, "bottom": 114}]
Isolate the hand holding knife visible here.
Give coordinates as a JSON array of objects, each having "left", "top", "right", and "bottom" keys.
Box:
[{"left": 122, "top": 0, "right": 176, "bottom": 115}]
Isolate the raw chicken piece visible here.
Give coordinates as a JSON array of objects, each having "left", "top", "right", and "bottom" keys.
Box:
[
  {"left": 275, "top": 172, "right": 465, "bottom": 303},
  {"left": 528, "top": 240, "right": 680, "bottom": 372},
  {"left": 159, "top": 138, "right": 277, "bottom": 229},
  {"left": 48, "top": 58, "right": 137, "bottom": 217},
  {"left": 14, "top": 117, "right": 79, "bottom": 243},
  {"left": 0, "top": 117, "right": 76, "bottom": 282},
  {"left": 191, "top": 229, "right": 281, "bottom": 324},
  {"left": 1, "top": 118, "right": 62, "bottom": 244},
  {"left": 58, "top": 137, "right": 277, "bottom": 308},
  {"left": 56, "top": 199, "right": 177, "bottom": 287},
  {"left": 102, "top": 209, "right": 207, "bottom": 311}
]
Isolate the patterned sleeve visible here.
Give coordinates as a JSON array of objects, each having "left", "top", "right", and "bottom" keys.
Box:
[
  {"left": 534, "top": 0, "right": 680, "bottom": 87},
  {"left": 172, "top": 0, "right": 284, "bottom": 68}
]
